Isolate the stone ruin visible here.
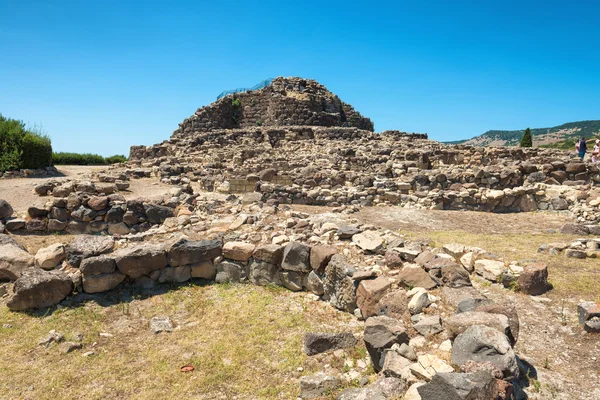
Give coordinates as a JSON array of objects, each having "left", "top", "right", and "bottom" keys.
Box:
[{"left": 1, "top": 76, "right": 600, "bottom": 399}]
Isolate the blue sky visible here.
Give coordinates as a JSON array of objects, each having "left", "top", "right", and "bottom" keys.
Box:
[{"left": 1, "top": 0, "right": 599, "bottom": 156}]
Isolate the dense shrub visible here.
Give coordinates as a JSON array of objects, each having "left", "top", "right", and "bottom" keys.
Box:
[
  {"left": 0, "top": 114, "right": 52, "bottom": 171},
  {"left": 52, "top": 152, "right": 128, "bottom": 165},
  {"left": 104, "top": 154, "right": 128, "bottom": 164}
]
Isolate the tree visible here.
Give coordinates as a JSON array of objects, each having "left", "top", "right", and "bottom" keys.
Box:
[{"left": 520, "top": 127, "right": 532, "bottom": 147}]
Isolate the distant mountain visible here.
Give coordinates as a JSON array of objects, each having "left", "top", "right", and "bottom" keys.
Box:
[{"left": 446, "top": 120, "right": 600, "bottom": 147}]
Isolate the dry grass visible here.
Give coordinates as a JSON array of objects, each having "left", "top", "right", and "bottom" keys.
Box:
[
  {"left": 0, "top": 283, "right": 357, "bottom": 400},
  {"left": 401, "top": 230, "right": 600, "bottom": 302}
]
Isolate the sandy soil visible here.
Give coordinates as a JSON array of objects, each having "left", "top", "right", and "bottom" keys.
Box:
[{"left": 355, "top": 206, "right": 570, "bottom": 234}]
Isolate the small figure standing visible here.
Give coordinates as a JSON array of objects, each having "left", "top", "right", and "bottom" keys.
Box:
[
  {"left": 577, "top": 137, "right": 589, "bottom": 160},
  {"left": 592, "top": 139, "right": 600, "bottom": 163}
]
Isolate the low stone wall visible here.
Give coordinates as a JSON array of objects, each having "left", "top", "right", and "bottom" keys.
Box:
[
  {"left": 0, "top": 188, "right": 194, "bottom": 234},
  {"left": 0, "top": 166, "right": 60, "bottom": 179}
]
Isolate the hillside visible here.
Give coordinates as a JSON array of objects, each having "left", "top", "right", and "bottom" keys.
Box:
[{"left": 447, "top": 120, "right": 600, "bottom": 147}]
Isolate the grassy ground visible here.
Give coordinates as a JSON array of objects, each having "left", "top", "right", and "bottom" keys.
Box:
[
  {"left": 0, "top": 283, "right": 359, "bottom": 400},
  {"left": 401, "top": 230, "right": 600, "bottom": 302}
]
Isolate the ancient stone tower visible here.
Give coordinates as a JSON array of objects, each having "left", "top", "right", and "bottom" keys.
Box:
[{"left": 172, "top": 77, "right": 374, "bottom": 138}]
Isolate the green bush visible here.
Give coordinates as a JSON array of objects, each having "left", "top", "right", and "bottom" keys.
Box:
[
  {"left": 21, "top": 133, "right": 52, "bottom": 169},
  {"left": 104, "top": 155, "right": 128, "bottom": 164},
  {"left": 0, "top": 114, "right": 52, "bottom": 171},
  {"left": 52, "top": 152, "right": 128, "bottom": 165}
]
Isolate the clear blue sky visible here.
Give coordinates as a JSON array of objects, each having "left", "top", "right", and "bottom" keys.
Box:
[{"left": 1, "top": 0, "right": 599, "bottom": 156}]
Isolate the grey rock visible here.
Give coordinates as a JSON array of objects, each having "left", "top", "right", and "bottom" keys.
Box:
[
  {"left": 323, "top": 254, "right": 357, "bottom": 312},
  {"left": 253, "top": 244, "right": 284, "bottom": 265},
  {"left": 150, "top": 316, "right": 173, "bottom": 334},
  {"left": 451, "top": 325, "right": 519, "bottom": 380},
  {"left": 167, "top": 239, "right": 222, "bottom": 267},
  {"left": 249, "top": 260, "right": 280, "bottom": 286},
  {"left": 79, "top": 255, "right": 117, "bottom": 276},
  {"left": 280, "top": 271, "right": 304, "bottom": 291},
  {"left": 305, "top": 271, "right": 324, "bottom": 295},
  {"left": 67, "top": 235, "right": 115, "bottom": 267},
  {"left": 114, "top": 245, "right": 167, "bottom": 278},
  {"left": 82, "top": 272, "right": 126, "bottom": 293},
  {"left": 158, "top": 266, "right": 191, "bottom": 283},
  {"left": 0, "top": 199, "right": 14, "bottom": 219},
  {"left": 445, "top": 312, "right": 511, "bottom": 341},
  {"left": 215, "top": 260, "right": 248, "bottom": 283},
  {"left": 304, "top": 332, "right": 358, "bottom": 355},
  {"left": 143, "top": 203, "right": 174, "bottom": 224},
  {"left": 417, "top": 371, "right": 498, "bottom": 400},
  {"left": 413, "top": 315, "right": 443, "bottom": 336},
  {"left": 0, "top": 235, "right": 35, "bottom": 281},
  {"left": 336, "top": 387, "right": 386, "bottom": 400},
  {"left": 7, "top": 269, "right": 73, "bottom": 310},
  {"left": 364, "top": 315, "right": 409, "bottom": 371},
  {"left": 299, "top": 373, "right": 341, "bottom": 399},
  {"left": 281, "top": 241, "right": 311, "bottom": 272}
]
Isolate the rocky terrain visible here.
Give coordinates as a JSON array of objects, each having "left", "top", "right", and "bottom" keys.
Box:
[{"left": 0, "top": 77, "right": 599, "bottom": 399}]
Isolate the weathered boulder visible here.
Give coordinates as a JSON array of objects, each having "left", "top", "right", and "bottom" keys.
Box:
[
  {"left": 356, "top": 276, "right": 392, "bottom": 319},
  {"left": 408, "top": 289, "right": 430, "bottom": 315},
  {"left": 167, "top": 239, "right": 222, "bottom": 266},
  {"left": 305, "top": 271, "right": 324, "bottom": 295},
  {"left": 82, "top": 272, "right": 126, "bottom": 293},
  {"left": 417, "top": 371, "right": 498, "bottom": 400},
  {"left": 249, "top": 260, "right": 280, "bottom": 286},
  {"left": 517, "top": 262, "right": 549, "bottom": 295},
  {"left": 158, "top": 266, "right": 191, "bottom": 283},
  {"left": 7, "top": 268, "right": 73, "bottom": 310},
  {"left": 414, "top": 315, "right": 443, "bottom": 336},
  {"left": 474, "top": 260, "right": 505, "bottom": 282},
  {"left": 35, "top": 243, "right": 66, "bottom": 270},
  {"left": 114, "top": 245, "right": 167, "bottom": 278},
  {"left": 190, "top": 261, "right": 216, "bottom": 280},
  {"left": 444, "top": 312, "right": 512, "bottom": 342},
  {"left": 303, "top": 332, "right": 358, "bottom": 355},
  {"left": 336, "top": 387, "right": 386, "bottom": 400},
  {"left": 0, "top": 199, "right": 13, "bottom": 219},
  {"left": 143, "top": 203, "right": 174, "bottom": 224},
  {"left": 281, "top": 241, "right": 311, "bottom": 272},
  {"left": 323, "top": 254, "right": 357, "bottom": 312},
  {"left": 150, "top": 316, "right": 173, "bottom": 334},
  {"left": 352, "top": 231, "right": 384, "bottom": 252},
  {"left": 298, "top": 373, "right": 341, "bottom": 399},
  {"left": 364, "top": 315, "right": 409, "bottom": 371},
  {"left": 378, "top": 290, "right": 409, "bottom": 319},
  {"left": 309, "top": 244, "right": 338, "bottom": 273},
  {"left": 441, "top": 264, "right": 471, "bottom": 288},
  {"left": 578, "top": 301, "right": 600, "bottom": 333},
  {"left": 253, "top": 244, "right": 284, "bottom": 265},
  {"left": 451, "top": 325, "right": 519, "bottom": 380},
  {"left": 223, "top": 241, "right": 255, "bottom": 261},
  {"left": 79, "top": 255, "right": 117, "bottom": 275},
  {"left": 397, "top": 264, "right": 437, "bottom": 290},
  {"left": 87, "top": 196, "right": 108, "bottom": 211},
  {"left": 66, "top": 235, "right": 115, "bottom": 268},
  {"left": 215, "top": 260, "right": 247, "bottom": 283},
  {"left": 280, "top": 271, "right": 304, "bottom": 291},
  {"left": 0, "top": 235, "right": 35, "bottom": 280}
]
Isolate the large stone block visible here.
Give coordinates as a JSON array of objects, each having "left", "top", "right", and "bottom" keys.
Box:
[
  {"left": 115, "top": 245, "right": 167, "bottom": 278},
  {"left": 7, "top": 268, "right": 73, "bottom": 310},
  {"left": 167, "top": 239, "right": 222, "bottom": 266}
]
